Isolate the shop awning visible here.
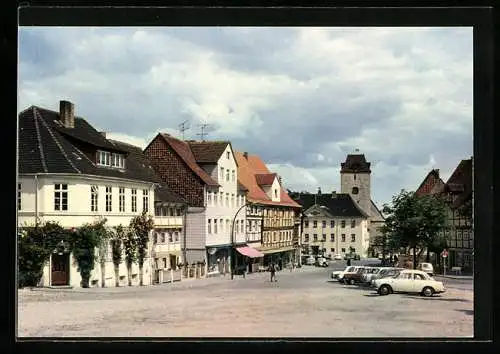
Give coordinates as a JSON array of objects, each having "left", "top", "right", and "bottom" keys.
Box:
[
  {"left": 260, "top": 246, "right": 296, "bottom": 254},
  {"left": 236, "top": 246, "right": 264, "bottom": 258}
]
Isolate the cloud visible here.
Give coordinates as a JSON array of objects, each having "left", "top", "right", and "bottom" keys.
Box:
[{"left": 18, "top": 26, "right": 473, "bottom": 204}]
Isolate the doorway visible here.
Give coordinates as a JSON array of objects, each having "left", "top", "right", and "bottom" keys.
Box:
[{"left": 51, "top": 253, "right": 70, "bottom": 286}]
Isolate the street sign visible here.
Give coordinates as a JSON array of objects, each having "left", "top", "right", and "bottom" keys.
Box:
[{"left": 441, "top": 249, "right": 448, "bottom": 258}]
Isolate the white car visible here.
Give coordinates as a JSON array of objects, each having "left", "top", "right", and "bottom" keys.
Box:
[
  {"left": 334, "top": 254, "right": 342, "bottom": 260},
  {"left": 362, "top": 267, "right": 388, "bottom": 283},
  {"left": 305, "top": 256, "right": 316, "bottom": 265},
  {"left": 373, "top": 269, "right": 446, "bottom": 297},
  {"left": 331, "top": 266, "right": 363, "bottom": 281},
  {"left": 417, "top": 262, "right": 434, "bottom": 276}
]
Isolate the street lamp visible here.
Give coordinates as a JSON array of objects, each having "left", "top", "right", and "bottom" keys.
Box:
[{"left": 230, "top": 201, "right": 256, "bottom": 280}]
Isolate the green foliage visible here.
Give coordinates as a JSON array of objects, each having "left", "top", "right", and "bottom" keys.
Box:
[
  {"left": 111, "top": 225, "right": 125, "bottom": 267},
  {"left": 382, "top": 190, "right": 447, "bottom": 268},
  {"left": 129, "top": 212, "right": 155, "bottom": 285},
  {"left": 18, "top": 221, "right": 70, "bottom": 288},
  {"left": 123, "top": 228, "right": 137, "bottom": 268},
  {"left": 70, "top": 219, "right": 108, "bottom": 288}
]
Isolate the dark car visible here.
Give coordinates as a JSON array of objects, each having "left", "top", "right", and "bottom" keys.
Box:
[{"left": 343, "top": 267, "right": 366, "bottom": 285}]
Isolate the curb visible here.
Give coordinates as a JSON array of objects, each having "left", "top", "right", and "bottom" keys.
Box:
[{"left": 435, "top": 275, "right": 473, "bottom": 280}]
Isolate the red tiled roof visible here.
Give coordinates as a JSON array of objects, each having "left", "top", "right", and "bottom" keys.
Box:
[
  {"left": 235, "top": 151, "right": 301, "bottom": 208},
  {"left": 255, "top": 173, "right": 277, "bottom": 186},
  {"left": 187, "top": 141, "right": 230, "bottom": 164},
  {"left": 160, "top": 134, "right": 219, "bottom": 187}
]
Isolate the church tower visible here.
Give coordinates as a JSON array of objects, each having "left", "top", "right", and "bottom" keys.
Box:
[{"left": 340, "top": 149, "right": 372, "bottom": 217}]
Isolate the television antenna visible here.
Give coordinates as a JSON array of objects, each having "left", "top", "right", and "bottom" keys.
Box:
[
  {"left": 178, "top": 120, "right": 190, "bottom": 139},
  {"left": 197, "top": 123, "right": 214, "bottom": 141}
]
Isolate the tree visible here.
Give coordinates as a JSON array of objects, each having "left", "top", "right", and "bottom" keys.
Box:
[
  {"left": 111, "top": 225, "right": 125, "bottom": 287},
  {"left": 382, "top": 190, "right": 447, "bottom": 269},
  {"left": 130, "top": 212, "right": 155, "bottom": 286},
  {"left": 123, "top": 227, "right": 137, "bottom": 286},
  {"left": 71, "top": 219, "right": 108, "bottom": 288},
  {"left": 92, "top": 218, "right": 111, "bottom": 288}
]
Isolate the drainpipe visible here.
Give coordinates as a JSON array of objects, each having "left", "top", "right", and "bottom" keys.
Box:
[
  {"left": 182, "top": 203, "right": 187, "bottom": 266},
  {"left": 35, "top": 174, "right": 39, "bottom": 223}
]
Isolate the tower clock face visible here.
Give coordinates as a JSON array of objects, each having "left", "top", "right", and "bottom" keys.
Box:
[{"left": 352, "top": 187, "right": 359, "bottom": 195}]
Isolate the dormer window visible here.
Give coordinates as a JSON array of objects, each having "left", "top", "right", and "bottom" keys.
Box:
[
  {"left": 274, "top": 189, "right": 278, "bottom": 198},
  {"left": 98, "top": 150, "right": 125, "bottom": 168},
  {"left": 226, "top": 151, "right": 230, "bottom": 159}
]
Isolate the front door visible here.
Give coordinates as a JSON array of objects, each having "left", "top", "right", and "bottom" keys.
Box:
[{"left": 51, "top": 253, "right": 70, "bottom": 286}]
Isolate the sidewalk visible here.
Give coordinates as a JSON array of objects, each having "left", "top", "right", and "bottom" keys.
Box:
[{"left": 434, "top": 274, "right": 473, "bottom": 280}]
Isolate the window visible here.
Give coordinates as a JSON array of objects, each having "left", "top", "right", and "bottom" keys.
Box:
[
  {"left": 163, "top": 258, "right": 167, "bottom": 269},
  {"left": 214, "top": 219, "right": 218, "bottom": 234},
  {"left": 304, "top": 234, "right": 309, "bottom": 242},
  {"left": 351, "top": 234, "right": 356, "bottom": 242},
  {"left": 220, "top": 167, "right": 224, "bottom": 180},
  {"left": 274, "top": 189, "right": 278, "bottom": 198},
  {"left": 240, "top": 220, "right": 244, "bottom": 233},
  {"left": 174, "top": 232, "right": 179, "bottom": 242},
  {"left": 351, "top": 219, "right": 356, "bottom": 228},
  {"left": 231, "top": 194, "right": 235, "bottom": 207},
  {"left": 105, "top": 186, "right": 112, "bottom": 212},
  {"left": 176, "top": 208, "right": 181, "bottom": 216},
  {"left": 54, "top": 184, "right": 68, "bottom": 211},
  {"left": 143, "top": 189, "right": 149, "bottom": 212},
  {"left": 341, "top": 220, "right": 346, "bottom": 228},
  {"left": 398, "top": 273, "right": 412, "bottom": 280},
  {"left": 167, "top": 232, "right": 173, "bottom": 243},
  {"left": 352, "top": 187, "right": 359, "bottom": 194},
  {"left": 330, "top": 234, "right": 335, "bottom": 242},
  {"left": 153, "top": 233, "right": 158, "bottom": 244},
  {"left": 341, "top": 248, "right": 346, "bottom": 253},
  {"left": 331, "top": 248, "right": 335, "bottom": 253},
  {"left": 220, "top": 219, "right": 224, "bottom": 232},
  {"left": 351, "top": 248, "right": 356, "bottom": 253},
  {"left": 227, "top": 151, "right": 230, "bottom": 159},
  {"left": 160, "top": 232, "right": 165, "bottom": 243},
  {"left": 322, "top": 234, "right": 326, "bottom": 241},
  {"left": 322, "top": 220, "right": 326, "bottom": 228},
  {"left": 97, "top": 150, "right": 124, "bottom": 168},
  {"left": 232, "top": 170, "right": 235, "bottom": 182},
  {"left": 225, "top": 193, "right": 229, "bottom": 207},
  {"left": 313, "top": 220, "right": 317, "bottom": 228},
  {"left": 226, "top": 219, "right": 230, "bottom": 232},
  {"left": 313, "top": 234, "right": 318, "bottom": 241},
  {"left": 304, "top": 220, "right": 309, "bottom": 228},
  {"left": 219, "top": 192, "right": 223, "bottom": 205},
  {"left": 18, "top": 183, "right": 21, "bottom": 211},
  {"left": 119, "top": 187, "right": 125, "bottom": 212},
  {"left": 341, "top": 234, "right": 346, "bottom": 242},
  {"left": 235, "top": 220, "right": 239, "bottom": 233},
  {"left": 330, "top": 220, "right": 335, "bottom": 228},
  {"left": 414, "top": 273, "right": 427, "bottom": 280},
  {"left": 208, "top": 219, "right": 212, "bottom": 234},
  {"left": 226, "top": 169, "right": 230, "bottom": 182},
  {"left": 207, "top": 192, "right": 212, "bottom": 205},
  {"left": 131, "top": 189, "right": 137, "bottom": 212}
]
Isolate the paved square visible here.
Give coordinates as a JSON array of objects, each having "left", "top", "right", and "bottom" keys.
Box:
[{"left": 17, "top": 264, "right": 473, "bottom": 337}]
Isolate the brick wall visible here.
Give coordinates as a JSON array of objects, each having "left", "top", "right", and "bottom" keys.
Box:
[{"left": 144, "top": 136, "right": 205, "bottom": 207}]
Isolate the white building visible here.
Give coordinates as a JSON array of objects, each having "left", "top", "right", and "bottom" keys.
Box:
[
  {"left": 144, "top": 135, "right": 247, "bottom": 276},
  {"left": 18, "top": 100, "right": 159, "bottom": 288}
]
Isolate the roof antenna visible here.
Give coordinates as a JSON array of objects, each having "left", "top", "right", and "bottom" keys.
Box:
[
  {"left": 178, "top": 120, "right": 190, "bottom": 140},
  {"left": 197, "top": 123, "right": 211, "bottom": 141},
  {"left": 354, "top": 148, "right": 360, "bottom": 153}
]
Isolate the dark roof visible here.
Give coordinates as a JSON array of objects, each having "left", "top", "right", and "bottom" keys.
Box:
[
  {"left": 18, "top": 105, "right": 158, "bottom": 183},
  {"left": 444, "top": 159, "right": 472, "bottom": 209},
  {"left": 187, "top": 141, "right": 229, "bottom": 164},
  {"left": 291, "top": 192, "right": 369, "bottom": 218},
  {"left": 157, "top": 134, "right": 219, "bottom": 187},
  {"left": 340, "top": 154, "right": 371, "bottom": 173},
  {"left": 255, "top": 173, "right": 277, "bottom": 186},
  {"left": 154, "top": 184, "right": 187, "bottom": 204}
]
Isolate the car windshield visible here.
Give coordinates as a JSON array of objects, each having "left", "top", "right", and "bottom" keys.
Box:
[
  {"left": 346, "top": 267, "right": 355, "bottom": 272},
  {"left": 391, "top": 271, "right": 401, "bottom": 278}
]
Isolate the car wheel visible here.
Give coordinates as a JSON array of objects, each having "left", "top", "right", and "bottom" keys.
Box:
[
  {"left": 378, "top": 284, "right": 391, "bottom": 296},
  {"left": 349, "top": 279, "right": 356, "bottom": 285},
  {"left": 422, "top": 286, "right": 434, "bottom": 297}
]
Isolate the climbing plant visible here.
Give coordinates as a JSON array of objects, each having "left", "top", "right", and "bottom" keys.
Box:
[
  {"left": 123, "top": 227, "right": 137, "bottom": 286},
  {"left": 111, "top": 225, "right": 125, "bottom": 287},
  {"left": 130, "top": 212, "right": 155, "bottom": 286},
  {"left": 70, "top": 219, "right": 108, "bottom": 288},
  {"left": 17, "top": 221, "right": 71, "bottom": 288}
]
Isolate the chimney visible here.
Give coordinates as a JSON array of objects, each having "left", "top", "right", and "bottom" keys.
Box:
[
  {"left": 434, "top": 169, "right": 440, "bottom": 177},
  {"left": 100, "top": 131, "right": 106, "bottom": 138},
  {"left": 59, "top": 100, "right": 75, "bottom": 128},
  {"left": 278, "top": 175, "right": 282, "bottom": 185},
  {"left": 243, "top": 152, "right": 248, "bottom": 159},
  {"left": 331, "top": 191, "right": 337, "bottom": 198},
  {"left": 317, "top": 187, "right": 322, "bottom": 195}
]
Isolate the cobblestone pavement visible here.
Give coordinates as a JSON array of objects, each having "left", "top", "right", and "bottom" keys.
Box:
[{"left": 17, "top": 265, "right": 473, "bottom": 338}]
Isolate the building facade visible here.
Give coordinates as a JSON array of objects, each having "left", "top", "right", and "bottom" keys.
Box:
[
  {"left": 17, "top": 101, "right": 158, "bottom": 288},
  {"left": 292, "top": 191, "right": 369, "bottom": 258},
  {"left": 144, "top": 135, "right": 247, "bottom": 275},
  {"left": 235, "top": 152, "right": 302, "bottom": 271},
  {"left": 152, "top": 184, "right": 187, "bottom": 283}
]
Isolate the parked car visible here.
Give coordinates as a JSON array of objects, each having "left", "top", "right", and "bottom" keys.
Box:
[
  {"left": 343, "top": 267, "right": 368, "bottom": 285},
  {"left": 373, "top": 269, "right": 446, "bottom": 297},
  {"left": 370, "top": 268, "right": 403, "bottom": 286},
  {"left": 334, "top": 254, "right": 343, "bottom": 260},
  {"left": 305, "top": 256, "right": 316, "bottom": 265},
  {"left": 315, "top": 257, "right": 328, "bottom": 267},
  {"left": 331, "top": 266, "right": 357, "bottom": 280},
  {"left": 417, "top": 262, "right": 434, "bottom": 276},
  {"left": 361, "top": 267, "right": 384, "bottom": 284}
]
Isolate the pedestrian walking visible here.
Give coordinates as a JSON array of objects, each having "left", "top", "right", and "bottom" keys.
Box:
[{"left": 269, "top": 263, "right": 277, "bottom": 282}]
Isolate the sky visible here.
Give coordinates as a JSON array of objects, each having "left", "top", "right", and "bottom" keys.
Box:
[{"left": 18, "top": 27, "right": 473, "bottom": 207}]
